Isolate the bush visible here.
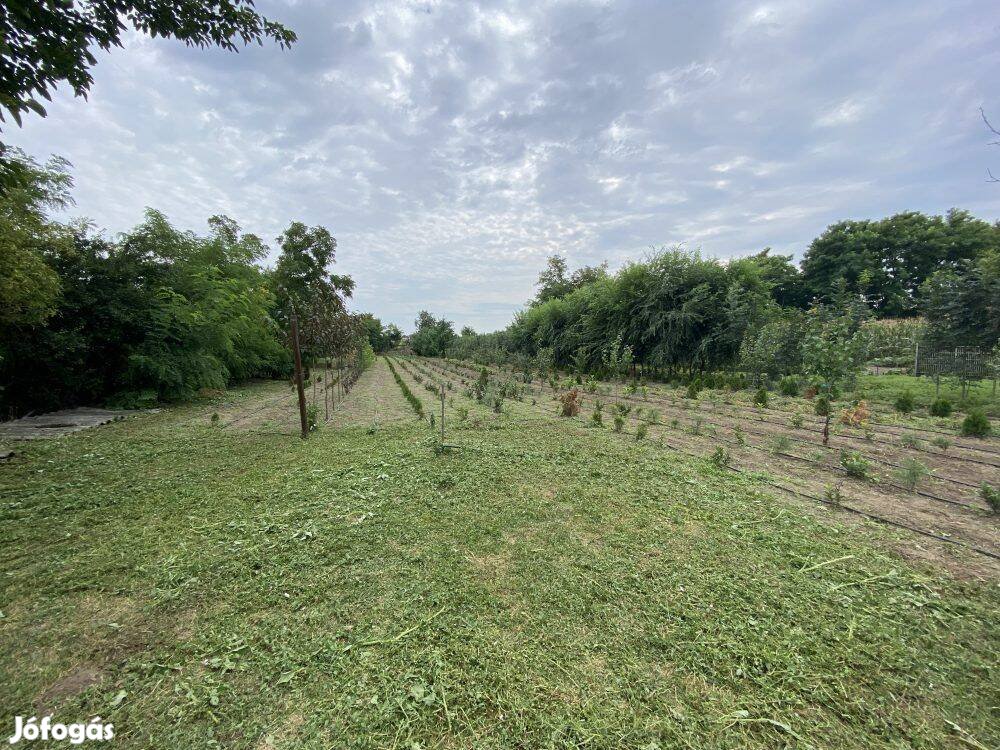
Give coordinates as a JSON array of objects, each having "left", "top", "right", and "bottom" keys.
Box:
[
  {"left": 894, "top": 457, "right": 931, "bottom": 491},
  {"left": 894, "top": 390, "right": 915, "bottom": 413},
  {"left": 839, "top": 400, "right": 870, "bottom": 427},
  {"left": 929, "top": 398, "right": 952, "bottom": 417},
  {"left": 591, "top": 401, "right": 603, "bottom": 427},
  {"left": 709, "top": 446, "right": 729, "bottom": 467},
  {"left": 635, "top": 422, "right": 648, "bottom": 441},
  {"left": 778, "top": 376, "right": 800, "bottom": 396},
  {"left": 840, "top": 450, "right": 871, "bottom": 480},
  {"left": 613, "top": 414, "right": 625, "bottom": 433},
  {"left": 960, "top": 410, "right": 992, "bottom": 438},
  {"left": 981, "top": 483, "right": 1000, "bottom": 513},
  {"left": 559, "top": 389, "right": 581, "bottom": 417},
  {"left": 931, "top": 436, "right": 951, "bottom": 451},
  {"left": 790, "top": 412, "right": 804, "bottom": 429},
  {"left": 685, "top": 382, "right": 699, "bottom": 399},
  {"left": 770, "top": 435, "right": 792, "bottom": 454},
  {"left": 814, "top": 396, "right": 830, "bottom": 417},
  {"left": 753, "top": 388, "right": 769, "bottom": 407}
]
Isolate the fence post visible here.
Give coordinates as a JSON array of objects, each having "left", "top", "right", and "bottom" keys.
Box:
[
  {"left": 290, "top": 310, "right": 309, "bottom": 439},
  {"left": 913, "top": 342, "right": 919, "bottom": 377}
]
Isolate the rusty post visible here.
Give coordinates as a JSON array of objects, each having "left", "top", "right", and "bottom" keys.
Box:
[{"left": 290, "top": 310, "right": 309, "bottom": 439}]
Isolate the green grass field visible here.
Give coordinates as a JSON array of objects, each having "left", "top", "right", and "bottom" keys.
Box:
[
  {"left": 854, "top": 373, "right": 999, "bottom": 417},
  {"left": 1, "top": 370, "right": 997, "bottom": 748}
]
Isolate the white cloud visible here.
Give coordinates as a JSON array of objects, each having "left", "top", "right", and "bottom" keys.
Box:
[{"left": 7, "top": 0, "right": 1000, "bottom": 331}]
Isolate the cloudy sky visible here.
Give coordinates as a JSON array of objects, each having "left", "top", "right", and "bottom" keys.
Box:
[{"left": 10, "top": 0, "right": 1000, "bottom": 331}]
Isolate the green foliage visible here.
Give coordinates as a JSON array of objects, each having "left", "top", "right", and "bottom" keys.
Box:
[
  {"left": 981, "top": 483, "right": 1000, "bottom": 513},
  {"left": 635, "top": 422, "right": 648, "bottom": 441},
  {"left": 960, "top": 409, "right": 992, "bottom": 438},
  {"left": 2, "top": 209, "right": 293, "bottom": 414},
  {"left": 931, "top": 436, "right": 951, "bottom": 451},
  {"left": 411, "top": 311, "right": 456, "bottom": 357},
  {"left": 771, "top": 435, "right": 792, "bottom": 454},
  {"left": 840, "top": 450, "right": 872, "bottom": 480},
  {"left": 778, "top": 375, "right": 800, "bottom": 396},
  {"left": 386, "top": 358, "right": 423, "bottom": 418},
  {"left": 612, "top": 414, "right": 625, "bottom": 433},
  {"left": 790, "top": 412, "right": 804, "bottom": 429},
  {"left": 929, "top": 398, "right": 953, "bottom": 417},
  {"left": 823, "top": 484, "right": 844, "bottom": 505},
  {"left": 709, "top": 446, "right": 730, "bottom": 468},
  {"left": 814, "top": 396, "right": 831, "bottom": 417},
  {"left": 753, "top": 387, "right": 769, "bottom": 407},
  {"left": 899, "top": 433, "right": 921, "bottom": 449},
  {"left": 0, "top": 151, "right": 72, "bottom": 330},
  {"left": 801, "top": 210, "right": 998, "bottom": 318},
  {"left": 894, "top": 390, "right": 915, "bottom": 413},
  {"left": 685, "top": 382, "right": 700, "bottom": 399},
  {"left": 305, "top": 404, "right": 320, "bottom": 432},
  {"left": 894, "top": 458, "right": 930, "bottom": 491}
]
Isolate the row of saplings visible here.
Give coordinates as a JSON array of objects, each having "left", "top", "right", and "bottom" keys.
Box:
[
  {"left": 544, "top": 367, "right": 994, "bottom": 440},
  {"left": 551, "top": 378, "right": 999, "bottom": 514}
]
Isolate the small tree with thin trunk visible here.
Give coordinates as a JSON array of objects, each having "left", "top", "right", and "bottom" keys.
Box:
[{"left": 801, "top": 306, "right": 867, "bottom": 445}]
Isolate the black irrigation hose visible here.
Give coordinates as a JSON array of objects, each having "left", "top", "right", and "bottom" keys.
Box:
[{"left": 421, "top": 358, "right": 1000, "bottom": 562}]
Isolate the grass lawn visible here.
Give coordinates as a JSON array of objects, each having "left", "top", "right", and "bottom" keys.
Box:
[
  {"left": 854, "top": 373, "right": 999, "bottom": 417},
  {"left": 1, "top": 384, "right": 997, "bottom": 748}
]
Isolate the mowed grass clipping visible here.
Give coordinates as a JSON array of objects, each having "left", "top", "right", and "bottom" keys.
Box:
[{"left": 0, "top": 394, "right": 997, "bottom": 749}]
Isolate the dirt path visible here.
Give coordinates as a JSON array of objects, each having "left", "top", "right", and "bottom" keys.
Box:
[{"left": 327, "top": 356, "right": 420, "bottom": 428}]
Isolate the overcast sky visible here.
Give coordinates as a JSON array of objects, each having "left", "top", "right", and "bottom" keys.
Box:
[{"left": 9, "top": 0, "right": 1000, "bottom": 331}]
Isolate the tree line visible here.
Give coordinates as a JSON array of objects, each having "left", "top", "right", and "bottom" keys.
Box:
[
  {"left": 0, "top": 152, "right": 386, "bottom": 417},
  {"left": 413, "top": 208, "right": 1000, "bottom": 381}
]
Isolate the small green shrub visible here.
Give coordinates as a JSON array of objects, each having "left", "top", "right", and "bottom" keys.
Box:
[
  {"left": 840, "top": 450, "right": 871, "bottom": 480},
  {"left": 814, "top": 396, "right": 830, "bottom": 417},
  {"left": 210, "top": 412, "right": 220, "bottom": 426},
  {"left": 894, "top": 390, "right": 915, "bottom": 414},
  {"left": 894, "top": 457, "right": 931, "bottom": 491},
  {"left": 930, "top": 436, "right": 951, "bottom": 451},
  {"left": 770, "top": 435, "right": 792, "bottom": 454},
  {"left": 709, "top": 446, "right": 730, "bottom": 468},
  {"left": 778, "top": 376, "right": 800, "bottom": 396},
  {"left": 790, "top": 412, "right": 804, "bottom": 429},
  {"left": 823, "top": 484, "right": 843, "bottom": 505},
  {"left": 591, "top": 404, "right": 603, "bottom": 427},
  {"left": 929, "top": 398, "right": 952, "bottom": 417},
  {"left": 960, "top": 409, "right": 992, "bottom": 438},
  {"left": 980, "top": 483, "right": 1000, "bottom": 513},
  {"left": 456, "top": 406, "right": 469, "bottom": 421},
  {"left": 613, "top": 414, "right": 625, "bottom": 433},
  {"left": 635, "top": 422, "right": 648, "bottom": 441},
  {"left": 753, "top": 388, "right": 769, "bottom": 407},
  {"left": 689, "top": 417, "right": 703, "bottom": 435},
  {"left": 899, "top": 433, "right": 921, "bottom": 450},
  {"left": 685, "top": 382, "right": 699, "bottom": 399},
  {"left": 305, "top": 404, "right": 320, "bottom": 432},
  {"left": 733, "top": 426, "right": 746, "bottom": 446}
]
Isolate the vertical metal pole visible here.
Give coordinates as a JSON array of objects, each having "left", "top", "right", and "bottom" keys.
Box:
[
  {"left": 290, "top": 310, "right": 309, "bottom": 439},
  {"left": 440, "top": 384, "right": 445, "bottom": 446},
  {"left": 913, "top": 342, "right": 919, "bottom": 377}
]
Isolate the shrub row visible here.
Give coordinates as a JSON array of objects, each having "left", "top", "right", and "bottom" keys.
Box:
[{"left": 385, "top": 358, "right": 424, "bottom": 418}]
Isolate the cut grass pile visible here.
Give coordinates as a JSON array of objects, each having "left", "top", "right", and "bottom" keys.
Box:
[{"left": 0, "top": 389, "right": 997, "bottom": 749}]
